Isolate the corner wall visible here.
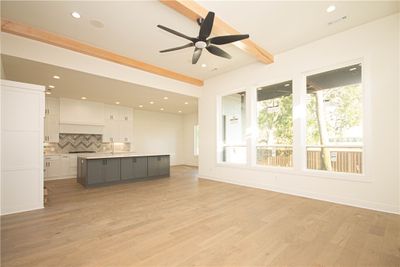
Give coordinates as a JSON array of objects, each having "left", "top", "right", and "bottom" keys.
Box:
[{"left": 199, "top": 14, "right": 399, "bottom": 213}]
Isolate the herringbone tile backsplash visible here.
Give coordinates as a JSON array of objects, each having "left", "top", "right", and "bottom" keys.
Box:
[
  {"left": 58, "top": 134, "right": 102, "bottom": 152},
  {"left": 44, "top": 134, "right": 130, "bottom": 154}
]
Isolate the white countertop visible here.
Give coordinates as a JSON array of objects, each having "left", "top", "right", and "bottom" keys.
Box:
[{"left": 77, "top": 153, "right": 169, "bottom": 159}]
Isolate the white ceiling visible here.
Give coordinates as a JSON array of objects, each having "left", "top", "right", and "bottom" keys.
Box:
[
  {"left": 1, "top": 0, "right": 255, "bottom": 80},
  {"left": 2, "top": 1, "right": 398, "bottom": 81},
  {"left": 200, "top": 1, "right": 399, "bottom": 54},
  {"left": 1, "top": 55, "right": 198, "bottom": 114}
]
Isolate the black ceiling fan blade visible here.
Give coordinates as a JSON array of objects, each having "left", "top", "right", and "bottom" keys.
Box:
[
  {"left": 157, "top": 25, "right": 196, "bottom": 42},
  {"left": 192, "top": 48, "right": 203, "bottom": 64},
  {"left": 198, "top": 12, "right": 215, "bottom": 40},
  {"left": 209, "top": 34, "right": 249, "bottom": 45},
  {"left": 160, "top": 43, "right": 194, "bottom": 53},
  {"left": 206, "top": 45, "right": 232, "bottom": 59}
]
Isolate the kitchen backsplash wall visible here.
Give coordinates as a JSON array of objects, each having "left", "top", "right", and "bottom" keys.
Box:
[{"left": 44, "top": 134, "right": 130, "bottom": 154}]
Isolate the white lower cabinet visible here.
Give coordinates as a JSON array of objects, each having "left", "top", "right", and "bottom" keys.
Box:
[
  {"left": 44, "top": 155, "right": 60, "bottom": 179},
  {"left": 44, "top": 154, "right": 77, "bottom": 180}
]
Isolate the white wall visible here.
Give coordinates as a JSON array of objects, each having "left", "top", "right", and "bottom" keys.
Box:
[
  {"left": 183, "top": 113, "right": 198, "bottom": 166},
  {"left": 132, "top": 110, "right": 184, "bottom": 166},
  {"left": 199, "top": 14, "right": 399, "bottom": 214}
]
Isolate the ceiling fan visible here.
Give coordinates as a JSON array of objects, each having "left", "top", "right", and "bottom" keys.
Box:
[{"left": 157, "top": 11, "right": 250, "bottom": 64}]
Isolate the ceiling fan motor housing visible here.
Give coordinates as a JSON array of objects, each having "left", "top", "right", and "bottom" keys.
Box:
[{"left": 195, "top": 41, "right": 207, "bottom": 49}]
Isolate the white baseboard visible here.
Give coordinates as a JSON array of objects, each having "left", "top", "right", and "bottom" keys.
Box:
[
  {"left": 45, "top": 176, "right": 76, "bottom": 181},
  {"left": 1, "top": 204, "right": 44, "bottom": 216},
  {"left": 199, "top": 174, "right": 399, "bottom": 215}
]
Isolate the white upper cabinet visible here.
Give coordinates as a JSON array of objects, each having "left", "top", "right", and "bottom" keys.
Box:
[
  {"left": 121, "top": 107, "right": 133, "bottom": 121},
  {"left": 103, "top": 105, "right": 133, "bottom": 143},
  {"left": 119, "top": 120, "right": 133, "bottom": 143},
  {"left": 60, "top": 98, "right": 104, "bottom": 126},
  {"left": 104, "top": 105, "right": 132, "bottom": 121},
  {"left": 44, "top": 97, "right": 59, "bottom": 143}
]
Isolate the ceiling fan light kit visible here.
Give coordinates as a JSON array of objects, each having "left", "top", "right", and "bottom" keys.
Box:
[{"left": 157, "top": 11, "right": 250, "bottom": 64}]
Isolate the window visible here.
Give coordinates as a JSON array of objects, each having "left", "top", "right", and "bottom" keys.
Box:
[
  {"left": 220, "top": 91, "right": 247, "bottom": 164},
  {"left": 306, "top": 63, "right": 363, "bottom": 174},
  {"left": 194, "top": 125, "right": 199, "bottom": 156},
  {"left": 256, "top": 81, "right": 293, "bottom": 167}
]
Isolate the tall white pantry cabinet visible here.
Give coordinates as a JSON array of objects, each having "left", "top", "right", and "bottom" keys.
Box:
[{"left": 1, "top": 80, "right": 45, "bottom": 215}]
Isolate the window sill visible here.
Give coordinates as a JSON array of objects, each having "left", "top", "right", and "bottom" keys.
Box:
[{"left": 215, "top": 162, "right": 372, "bottom": 183}]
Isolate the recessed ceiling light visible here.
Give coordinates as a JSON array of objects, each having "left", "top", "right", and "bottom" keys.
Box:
[
  {"left": 149, "top": 101, "right": 154, "bottom": 104},
  {"left": 201, "top": 63, "right": 207, "bottom": 68},
  {"left": 45, "top": 91, "right": 52, "bottom": 95},
  {"left": 178, "top": 110, "right": 182, "bottom": 113},
  {"left": 163, "top": 97, "right": 168, "bottom": 100},
  {"left": 53, "top": 75, "right": 60, "bottom": 79},
  {"left": 349, "top": 67, "right": 357, "bottom": 71},
  {"left": 48, "top": 85, "right": 55, "bottom": 89},
  {"left": 184, "top": 102, "right": 189, "bottom": 105},
  {"left": 284, "top": 83, "right": 290, "bottom": 87},
  {"left": 257, "top": 88, "right": 262, "bottom": 91},
  {"left": 81, "top": 96, "right": 87, "bottom": 100},
  {"left": 160, "top": 108, "right": 164, "bottom": 111},
  {"left": 71, "top": 11, "right": 81, "bottom": 19},
  {"left": 139, "top": 105, "right": 144, "bottom": 108},
  {"left": 115, "top": 101, "right": 120, "bottom": 105},
  {"left": 326, "top": 5, "right": 336, "bottom": 13}
]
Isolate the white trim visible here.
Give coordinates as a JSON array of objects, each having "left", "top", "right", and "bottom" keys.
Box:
[
  {"left": 1, "top": 205, "right": 44, "bottom": 216},
  {"left": 199, "top": 174, "right": 399, "bottom": 215},
  {"left": 302, "top": 58, "right": 367, "bottom": 178},
  {"left": 216, "top": 88, "right": 248, "bottom": 165},
  {"left": 44, "top": 176, "right": 76, "bottom": 181},
  {"left": 252, "top": 76, "right": 294, "bottom": 169}
]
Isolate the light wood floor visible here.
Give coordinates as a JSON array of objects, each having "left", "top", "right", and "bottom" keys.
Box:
[{"left": 1, "top": 166, "right": 399, "bottom": 267}]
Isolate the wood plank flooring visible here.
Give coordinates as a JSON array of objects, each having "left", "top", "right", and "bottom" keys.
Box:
[{"left": 1, "top": 166, "right": 399, "bottom": 267}]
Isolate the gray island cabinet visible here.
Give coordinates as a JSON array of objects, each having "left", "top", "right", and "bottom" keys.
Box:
[{"left": 77, "top": 154, "right": 170, "bottom": 187}]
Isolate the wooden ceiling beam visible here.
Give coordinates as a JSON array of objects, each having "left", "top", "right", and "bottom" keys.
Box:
[
  {"left": 1, "top": 19, "right": 204, "bottom": 87},
  {"left": 160, "top": 0, "right": 274, "bottom": 64}
]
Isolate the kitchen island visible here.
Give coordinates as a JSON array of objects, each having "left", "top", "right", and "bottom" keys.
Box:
[{"left": 77, "top": 153, "right": 170, "bottom": 187}]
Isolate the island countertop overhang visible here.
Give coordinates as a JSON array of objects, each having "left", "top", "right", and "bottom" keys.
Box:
[{"left": 78, "top": 153, "right": 170, "bottom": 160}]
